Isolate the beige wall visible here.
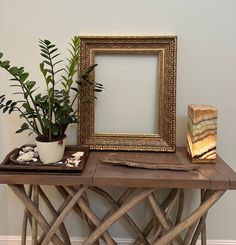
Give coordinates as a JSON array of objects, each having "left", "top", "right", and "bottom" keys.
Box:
[{"left": 0, "top": 0, "right": 236, "bottom": 239}]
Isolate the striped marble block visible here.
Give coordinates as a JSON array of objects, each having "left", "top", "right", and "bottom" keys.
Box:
[{"left": 187, "top": 105, "right": 218, "bottom": 163}]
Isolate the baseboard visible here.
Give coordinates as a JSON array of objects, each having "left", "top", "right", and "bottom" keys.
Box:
[{"left": 0, "top": 236, "right": 235, "bottom": 245}]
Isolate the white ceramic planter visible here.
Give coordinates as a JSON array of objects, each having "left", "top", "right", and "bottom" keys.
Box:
[{"left": 36, "top": 136, "right": 66, "bottom": 164}]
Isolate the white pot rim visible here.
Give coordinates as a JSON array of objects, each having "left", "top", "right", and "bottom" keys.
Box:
[{"left": 35, "top": 134, "right": 67, "bottom": 143}]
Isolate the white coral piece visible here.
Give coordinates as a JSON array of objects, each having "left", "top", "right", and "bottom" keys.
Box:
[
  {"left": 72, "top": 151, "right": 84, "bottom": 159},
  {"left": 17, "top": 151, "right": 35, "bottom": 162},
  {"left": 22, "top": 146, "right": 34, "bottom": 152}
]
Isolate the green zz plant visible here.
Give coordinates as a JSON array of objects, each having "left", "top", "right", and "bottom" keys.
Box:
[{"left": 0, "top": 36, "right": 103, "bottom": 142}]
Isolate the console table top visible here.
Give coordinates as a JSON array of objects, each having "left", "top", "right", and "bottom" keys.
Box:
[{"left": 0, "top": 147, "right": 236, "bottom": 190}]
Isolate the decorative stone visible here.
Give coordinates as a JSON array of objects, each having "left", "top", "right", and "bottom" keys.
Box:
[
  {"left": 34, "top": 152, "right": 39, "bottom": 158},
  {"left": 19, "top": 151, "right": 24, "bottom": 155},
  {"left": 17, "top": 151, "right": 35, "bottom": 162},
  {"left": 22, "top": 146, "right": 34, "bottom": 152},
  {"left": 72, "top": 151, "right": 84, "bottom": 159},
  {"left": 66, "top": 157, "right": 81, "bottom": 167},
  {"left": 32, "top": 158, "right": 38, "bottom": 162},
  {"left": 187, "top": 104, "right": 218, "bottom": 163}
]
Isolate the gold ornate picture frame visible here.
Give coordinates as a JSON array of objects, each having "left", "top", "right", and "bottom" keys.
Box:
[{"left": 78, "top": 36, "right": 177, "bottom": 152}]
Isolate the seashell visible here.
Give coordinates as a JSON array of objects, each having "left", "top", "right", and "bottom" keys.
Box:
[
  {"left": 66, "top": 157, "right": 75, "bottom": 162},
  {"left": 72, "top": 151, "right": 84, "bottom": 159},
  {"left": 19, "top": 151, "right": 24, "bottom": 156},
  {"left": 22, "top": 146, "right": 34, "bottom": 152},
  {"left": 17, "top": 151, "right": 35, "bottom": 162},
  {"left": 66, "top": 157, "right": 81, "bottom": 167},
  {"left": 34, "top": 152, "right": 39, "bottom": 158},
  {"left": 74, "top": 160, "right": 81, "bottom": 167}
]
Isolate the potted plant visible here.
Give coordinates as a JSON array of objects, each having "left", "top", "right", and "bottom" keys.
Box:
[{"left": 0, "top": 36, "right": 103, "bottom": 163}]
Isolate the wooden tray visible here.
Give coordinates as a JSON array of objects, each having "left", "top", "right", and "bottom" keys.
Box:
[{"left": 0, "top": 145, "right": 90, "bottom": 174}]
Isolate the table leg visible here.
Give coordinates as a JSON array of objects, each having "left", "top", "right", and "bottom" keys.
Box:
[
  {"left": 89, "top": 187, "right": 149, "bottom": 245},
  {"left": 153, "top": 190, "right": 225, "bottom": 245},
  {"left": 183, "top": 222, "right": 198, "bottom": 245},
  {"left": 37, "top": 186, "right": 71, "bottom": 245},
  {"left": 31, "top": 185, "right": 39, "bottom": 245},
  {"left": 133, "top": 189, "right": 178, "bottom": 245},
  {"left": 152, "top": 193, "right": 181, "bottom": 244},
  {"left": 41, "top": 185, "right": 87, "bottom": 245},
  {"left": 201, "top": 189, "right": 207, "bottom": 245},
  {"left": 83, "top": 188, "right": 155, "bottom": 245},
  {"left": 21, "top": 185, "right": 32, "bottom": 245},
  {"left": 82, "top": 192, "right": 100, "bottom": 245},
  {"left": 8, "top": 184, "right": 65, "bottom": 245},
  {"left": 175, "top": 189, "right": 184, "bottom": 225},
  {"left": 8, "top": 184, "right": 226, "bottom": 245},
  {"left": 190, "top": 190, "right": 209, "bottom": 245},
  {"left": 148, "top": 192, "right": 182, "bottom": 245},
  {"left": 61, "top": 186, "right": 117, "bottom": 245}
]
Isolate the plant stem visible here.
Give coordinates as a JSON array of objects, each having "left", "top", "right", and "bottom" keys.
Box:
[
  {"left": 70, "top": 88, "right": 80, "bottom": 107},
  {"left": 13, "top": 74, "right": 46, "bottom": 136},
  {"left": 16, "top": 107, "right": 41, "bottom": 136},
  {"left": 47, "top": 49, "right": 56, "bottom": 141}
]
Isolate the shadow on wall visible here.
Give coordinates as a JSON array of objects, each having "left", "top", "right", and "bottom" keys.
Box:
[{"left": 176, "top": 115, "right": 187, "bottom": 147}]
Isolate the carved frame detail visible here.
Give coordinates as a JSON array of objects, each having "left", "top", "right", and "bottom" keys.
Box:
[{"left": 78, "top": 36, "right": 177, "bottom": 152}]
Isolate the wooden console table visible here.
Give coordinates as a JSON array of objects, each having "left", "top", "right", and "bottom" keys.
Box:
[{"left": 0, "top": 147, "right": 236, "bottom": 245}]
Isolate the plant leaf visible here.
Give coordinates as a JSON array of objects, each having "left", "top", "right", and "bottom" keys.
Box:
[
  {"left": 51, "top": 53, "right": 60, "bottom": 60},
  {"left": 41, "top": 53, "right": 50, "bottom": 60},
  {"left": 44, "top": 40, "right": 51, "bottom": 46},
  {"left": 43, "top": 60, "right": 52, "bottom": 66},
  {"left": 3, "top": 107, "right": 8, "bottom": 113},
  {"left": 6, "top": 100, "right": 12, "bottom": 106},
  {"left": 1, "top": 60, "right": 10, "bottom": 69},
  {"left": 9, "top": 66, "right": 19, "bottom": 75},
  {"left": 51, "top": 124, "right": 59, "bottom": 136},
  {"left": 54, "top": 68, "right": 64, "bottom": 75},
  {"left": 16, "top": 122, "right": 29, "bottom": 133},
  {"left": 53, "top": 60, "right": 63, "bottom": 67},
  {"left": 71, "top": 87, "right": 78, "bottom": 92},
  {"left": 8, "top": 107, "right": 15, "bottom": 114},
  {"left": 20, "top": 73, "right": 29, "bottom": 82},
  {"left": 49, "top": 48, "right": 58, "bottom": 55},
  {"left": 10, "top": 101, "right": 17, "bottom": 107},
  {"left": 26, "top": 81, "right": 36, "bottom": 90},
  {"left": 48, "top": 44, "right": 55, "bottom": 49},
  {"left": 82, "top": 64, "right": 98, "bottom": 79}
]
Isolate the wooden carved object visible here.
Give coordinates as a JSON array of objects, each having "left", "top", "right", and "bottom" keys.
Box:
[
  {"left": 100, "top": 157, "right": 200, "bottom": 171},
  {"left": 187, "top": 105, "right": 218, "bottom": 163}
]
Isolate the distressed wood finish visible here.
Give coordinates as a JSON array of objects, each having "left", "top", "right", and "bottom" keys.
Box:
[
  {"left": 100, "top": 156, "right": 200, "bottom": 171},
  {"left": 93, "top": 149, "right": 236, "bottom": 189},
  {"left": 1, "top": 148, "right": 235, "bottom": 189},
  {"left": 153, "top": 190, "right": 225, "bottom": 245},
  {"left": 1, "top": 147, "right": 236, "bottom": 244}
]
